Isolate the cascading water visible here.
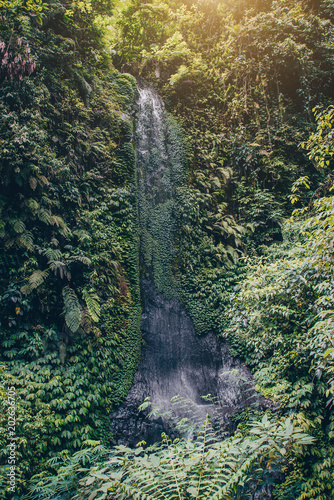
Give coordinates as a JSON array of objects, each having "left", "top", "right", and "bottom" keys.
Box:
[
  {"left": 110, "top": 86, "right": 261, "bottom": 445},
  {"left": 136, "top": 86, "right": 184, "bottom": 296}
]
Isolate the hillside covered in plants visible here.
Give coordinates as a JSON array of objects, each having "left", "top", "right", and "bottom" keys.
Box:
[{"left": 0, "top": 0, "right": 334, "bottom": 499}]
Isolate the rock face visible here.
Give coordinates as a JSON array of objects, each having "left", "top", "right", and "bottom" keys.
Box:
[{"left": 110, "top": 280, "right": 258, "bottom": 446}]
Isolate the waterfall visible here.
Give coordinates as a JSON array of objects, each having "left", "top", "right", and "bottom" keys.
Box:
[
  {"left": 136, "top": 86, "right": 184, "bottom": 297},
  {"left": 110, "top": 87, "right": 262, "bottom": 446}
]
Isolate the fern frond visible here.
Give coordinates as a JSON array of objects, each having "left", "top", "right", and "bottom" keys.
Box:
[
  {"left": 4, "top": 238, "right": 14, "bottom": 249},
  {"left": 43, "top": 248, "right": 62, "bottom": 263},
  {"left": 49, "top": 261, "right": 70, "bottom": 280},
  {"left": 26, "top": 198, "right": 39, "bottom": 214},
  {"left": 12, "top": 219, "right": 26, "bottom": 234},
  {"left": 42, "top": 195, "right": 58, "bottom": 207},
  {"left": 58, "top": 225, "right": 72, "bottom": 238},
  {"left": 82, "top": 289, "right": 101, "bottom": 323},
  {"left": 17, "top": 231, "right": 34, "bottom": 250},
  {"left": 38, "top": 208, "right": 52, "bottom": 225},
  {"left": 110, "top": 260, "right": 121, "bottom": 273},
  {"left": 51, "top": 237, "right": 59, "bottom": 247},
  {"left": 29, "top": 176, "right": 38, "bottom": 190},
  {"left": 71, "top": 255, "right": 91, "bottom": 266},
  {"left": 50, "top": 215, "right": 66, "bottom": 228},
  {"left": 20, "top": 284, "right": 31, "bottom": 296},
  {"left": 62, "top": 286, "right": 81, "bottom": 333},
  {"left": 80, "top": 308, "right": 92, "bottom": 332},
  {"left": 28, "top": 270, "right": 49, "bottom": 290},
  {"left": 38, "top": 175, "right": 49, "bottom": 186}
]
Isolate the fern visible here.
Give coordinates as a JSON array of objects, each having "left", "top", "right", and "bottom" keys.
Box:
[
  {"left": 80, "top": 309, "right": 92, "bottom": 332},
  {"left": 49, "top": 260, "right": 70, "bottom": 280},
  {"left": 82, "top": 289, "right": 100, "bottom": 323},
  {"left": 50, "top": 214, "right": 65, "bottom": 227},
  {"left": 37, "top": 210, "right": 71, "bottom": 240},
  {"left": 62, "top": 286, "right": 81, "bottom": 333},
  {"left": 29, "top": 176, "right": 38, "bottom": 190},
  {"left": 27, "top": 412, "right": 314, "bottom": 500},
  {"left": 50, "top": 237, "right": 59, "bottom": 246},
  {"left": 26, "top": 198, "right": 39, "bottom": 213},
  {"left": 38, "top": 174, "right": 49, "bottom": 186},
  {"left": 12, "top": 219, "right": 26, "bottom": 234},
  {"left": 27, "top": 444, "right": 108, "bottom": 500},
  {"left": 43, "top": 248, "right": 62, "bottom": 262},
  {"left": 72, "top": 255, "right": 91, "bottom": 266},
  {"left": 42, "top": 195, "right": 57, "bottom": 207},
  {"left": 28, "top": 270, "right": 49, "bottom": 290},
  {"left": 4, "top": 238, "right": 14, "bottom": 249},
  {"left": 17, "top": 231, "right": 34, "bottom": 250},
  {"left": 59, "top": 225, "right": 72, "bottom": 238},
  {"left": 38, "top": 208, "right": 52, "bottom": 225},
  {"left": 50, "top": 215, "right": 72, "bottom": 237}
]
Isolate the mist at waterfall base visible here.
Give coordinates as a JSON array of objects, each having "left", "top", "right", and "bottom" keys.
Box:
[{"left": 110, "top": 87, "right": 262, "bottom": 446}]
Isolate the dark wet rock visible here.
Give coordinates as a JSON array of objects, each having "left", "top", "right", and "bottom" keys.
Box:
[{"left": 110, "top": 280, "right": 263, "bottom": 446}]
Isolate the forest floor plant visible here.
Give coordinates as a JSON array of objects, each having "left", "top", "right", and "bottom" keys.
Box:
[{"left": 27, "top": 399, "right": 314, "bottom": 500}]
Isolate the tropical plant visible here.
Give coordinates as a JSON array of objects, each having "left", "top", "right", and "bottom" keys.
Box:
[
  {"left": 221, "top": 106, "right": 334, "bottom": 499},
  {"left": 27, "top": 411, "right": 314, "bottom": 500},
  {"left": 0, "top": 1, "right": 141, "bottom": 497}
]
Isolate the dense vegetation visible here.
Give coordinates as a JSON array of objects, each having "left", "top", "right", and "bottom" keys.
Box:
[
  {"left": 27, "top": 410, "right": 315, "bottom": 499},
  {"left": 1, "top": 0, "right": 334, "bottom": 498},
  {"left": 110, "top": 0, "right": 334, "bottom": 335},
  {"left": 0, "top": 0, "right": 141, "bottom": 496}
]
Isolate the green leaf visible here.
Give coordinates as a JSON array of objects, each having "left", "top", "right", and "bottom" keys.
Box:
[
  {"left": 82, "top": 289, "right": 101, "bottom": 323},
  {"left": 62, "top": 286, "right": 81, "bottom": 333}
]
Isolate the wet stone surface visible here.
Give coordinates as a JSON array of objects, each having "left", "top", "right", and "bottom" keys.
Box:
[{"left": 110, "top": 280, "right": 261, "bottom": 446}]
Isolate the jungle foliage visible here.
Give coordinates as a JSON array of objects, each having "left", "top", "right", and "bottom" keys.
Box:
[
  {"left": 0, "top": 0, "right": 141, "bottom": 497},
  {"left": 110, "top": 1, "right": 334, "bottom": 498},
  {"left": 27, "top": 410, "right": 315, "bottom": 500},
  {"left": 219, "top": 105, "right": 334, "bottom": 499},
  {"left": 111, "top": 0, "right": 334, "bottom": 228},
  {"left": 25, "top": 104, "right": 334, "bottom": 499},
  {"left": 0, "top": 0, "right": 334, "bottom": 499},
  {"left": 109, "top": 0, "right": 334, "bottom": 335}
]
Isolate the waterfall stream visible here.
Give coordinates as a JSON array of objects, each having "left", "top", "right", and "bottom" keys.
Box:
[
  {"left": 110, "top": 87, "right": 260, "bottom": 446},
  {"left": 136, "top": 86, "right": 184, "bottom": 296}
]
